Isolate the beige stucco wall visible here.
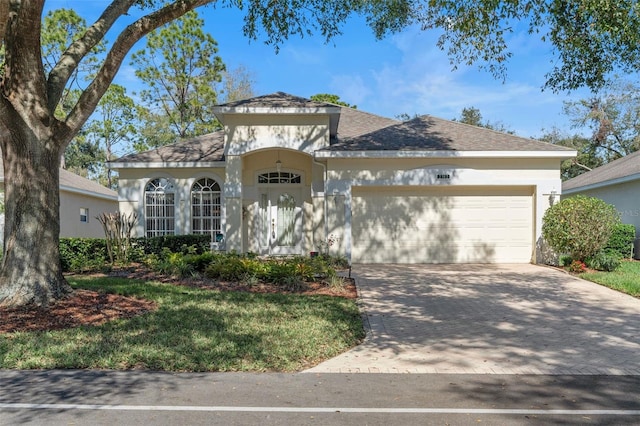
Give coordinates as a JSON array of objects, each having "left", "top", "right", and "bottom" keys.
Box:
[
  {"left": 59, "top": 191, "right": 118, "bottom": 238},
  {"left": 566, "top": 180, "right": 640, "bottom": 237},
  {"left": 116, "top": 154, "right": 564, "bottom": 263},
  {"left": 224, "top": 114, "right": 330, "bottom": 156}
]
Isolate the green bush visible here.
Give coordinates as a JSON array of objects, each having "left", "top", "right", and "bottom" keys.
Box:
[
  {"left": 542, "top": 195, "right": 620, "bottom": 261},
  {"left": 183, "top": 251, "right": 215, "bottom": 272},
  {"left": 605, "top": 223, "right": 636, "bottom": 259},
  {"left": 135, "top": 235, "right": 211, "bottom": 256},
  {"left": 59, "top": 238, "right": 108, "bottom": 273},
  {"left": 558, "top": 254, "right": 573, "bottom": 267},
  {"left": 146, "top": 250, "right": 194, "bottom": 277},
  {"left": 203, "top": 253, "right": 340, "bottom": 288},
  {"left": 585, "top": 250, "right": 622, "bottom": 272},
  {"left": 205, "top": 254, "right": 252, "bottom": 281}
]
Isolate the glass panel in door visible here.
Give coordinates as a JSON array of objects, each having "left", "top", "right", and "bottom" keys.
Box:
[{"left": 258, "top": 189, "right": 302, "bottom": 255}]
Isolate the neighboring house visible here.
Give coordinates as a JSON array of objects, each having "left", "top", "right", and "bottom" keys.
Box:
[
  {"left": 0, "top": 166, "right": 118, "bottom": 238},
  {"left": 563, "top": 150, "right": 640, "bottom": 255},
  {"left": 112, "top": 92, "right": 575, "bottom": 264}
]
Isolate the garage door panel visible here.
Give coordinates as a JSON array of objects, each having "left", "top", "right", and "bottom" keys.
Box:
[{"left": 352, "top": 187, "right": 533, "bottom": 263}]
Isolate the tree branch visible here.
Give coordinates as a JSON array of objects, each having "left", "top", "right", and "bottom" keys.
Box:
[
  {"left": 65, "top": 0, "right": 214, "bottom": 137},
  {"left": 571, "top": 160, "right": 592, "bottom": 172},
  {"left": 46, "top": 0, "right": 137, "bottom": 113},
  {"left": 2, "top": 0, "right": 50, "bottom": 131}
]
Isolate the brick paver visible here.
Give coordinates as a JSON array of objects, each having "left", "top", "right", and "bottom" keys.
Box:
[{"left": 305, "top": 264, "right": 640, "bottom": 374}]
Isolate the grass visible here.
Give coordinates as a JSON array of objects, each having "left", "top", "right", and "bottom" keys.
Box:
[
  {"left": 0, "top": 276, "right": 364, "bottom": 372},
  {"left": 580, "top": 260, "right": 640, "bottom": 297}
]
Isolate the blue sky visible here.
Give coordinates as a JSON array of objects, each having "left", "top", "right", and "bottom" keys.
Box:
[{"left": 47, "top": 1, "right": 603, "bottom": 139}]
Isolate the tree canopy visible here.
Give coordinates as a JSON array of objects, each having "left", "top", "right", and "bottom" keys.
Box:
[
  {"left": 310, "top": 93, "right": 357, "bottom": 108},
  {"left": 453, "top": 106, "right": 513, "bottom": 133},
  {"left": 131, "top": 10, "right": 225, "bottom": 147}
]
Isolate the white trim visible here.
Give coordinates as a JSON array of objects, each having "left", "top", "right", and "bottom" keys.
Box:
[
  {"left": 314, "top": 150, "right": 577, "bottom": 159},
  {"left": 563, "top": 172, "right": 640, "bottom": 194},
  {"left": 110, "top": 161, "right": 225, "bottom": 169}
]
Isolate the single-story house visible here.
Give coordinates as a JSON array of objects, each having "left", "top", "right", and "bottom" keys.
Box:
[
  {"left": 112, "top": 92, "right": 576, "bottom": 264},
  {"left": 563, "top": 150, "right": 640, "bottom": 256},
  {"left": 0, "top": 166, "right": 118, "bottom": 238}
]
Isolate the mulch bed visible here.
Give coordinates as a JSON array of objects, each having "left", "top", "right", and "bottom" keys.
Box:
[{"left": 0, "top": 267, "right": 357, "bottom": 334}]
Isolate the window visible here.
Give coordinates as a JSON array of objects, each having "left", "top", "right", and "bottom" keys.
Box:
[
  {"left": 80, "top": 208, "right": 89, "bottom": 223},
  {"left": 258, "top": 171, "right": 301, "bottom": 184},
  {"left": 191, "top": 177, "right": 222, "bottom": 236},
  {"left": 144, "top": 178, "right": 175, "bottom": 237}
]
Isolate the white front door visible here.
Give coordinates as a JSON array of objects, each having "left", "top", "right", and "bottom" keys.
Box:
[{"left": 258, "top": 188, "right": 303, "bottom": 255}]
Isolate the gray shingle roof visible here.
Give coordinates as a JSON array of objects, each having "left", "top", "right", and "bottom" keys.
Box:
[
  {"left": 113, "top": 92, "right": 573, "bottom": 164},
  {"left": 327, "top": 115, "right": 575, "bottom": 152},
  {"left": 218, "top": 91, "right": 333, "bottom": 109},
  {"left": 335, "top": 107, "right": 400, "bottom": 139},
  {"left": 563, "top": 150, "right": 640, "bottom": 191},
  {"left": 115, "top": 132, "right": 225, "bottom": 164},
  {"left": 59, "top": 168, "right": 118, "bottom": 199}
]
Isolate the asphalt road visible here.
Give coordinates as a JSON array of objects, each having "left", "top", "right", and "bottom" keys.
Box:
[{"left": 1, "top": 370, "right": 640, "bottom": 425}]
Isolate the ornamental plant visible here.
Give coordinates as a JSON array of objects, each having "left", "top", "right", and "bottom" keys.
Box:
[{"left": 542, "top": 195, "right": 620, "bottom": 261}]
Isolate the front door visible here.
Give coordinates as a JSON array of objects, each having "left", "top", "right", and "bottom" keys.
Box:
[{"left": 258, "top": 188, "right": 302, "bottom": 255}]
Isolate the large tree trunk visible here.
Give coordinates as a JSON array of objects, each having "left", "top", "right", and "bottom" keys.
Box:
[{"left": 0, "top": 130, "right": 71, "bottom": 307}]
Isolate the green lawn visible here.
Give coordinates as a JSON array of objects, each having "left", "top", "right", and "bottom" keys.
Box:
[
  {"left": 581, "top": 260, "right": 640, "bottom": 297},
  {"left": 0, "top": 277, "right": 364, "bottom": 372}
]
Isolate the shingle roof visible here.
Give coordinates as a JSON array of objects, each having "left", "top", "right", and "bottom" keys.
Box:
[
  {"left": 0, "top": 161, "right": 117, "bottom": 199},
  {"left": 113, "top": 92, "right": 573, "bottom": 164},
  {"left": 326, "top": 115, "right": 574, "bottom": 152},
  {"left": 59, "top": 168, "right": 118, "bottom": 199},
  {"left": 218, "top": 91, "right": 332, "bottom": 109},
  {"left": 114, "top": 132, "right": 225, "bottom": 164},
  {"left": 335, "top": 107, "right": 400, "bottom": 139},
  {"left": 563, "top": 150, "right": 640, "bottom": 191}
]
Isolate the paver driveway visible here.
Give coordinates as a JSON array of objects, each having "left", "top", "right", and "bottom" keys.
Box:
[{"left": 305, "top": 264, "right": 640, "bottom": 374}]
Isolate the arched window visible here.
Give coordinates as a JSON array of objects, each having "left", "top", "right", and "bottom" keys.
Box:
[
  {"left": 258, "top": 171, "right": 301, "bottom": 184},
  {"left": 144, "top": 178, "right": 175, "bottom": 237},
  {"left": 191, "top": 177, "right": 222, "bottom": 236}
]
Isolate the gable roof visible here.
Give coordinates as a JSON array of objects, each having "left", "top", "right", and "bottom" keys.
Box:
[
  {"left": 563, "top": 150, "right": 640, "bottom": 193},
  {"left": 0, "top": 162, "right": 117, "bottom": 200},
  {"left": 113, "top": 92, "right": 575, "bottom": 165}
]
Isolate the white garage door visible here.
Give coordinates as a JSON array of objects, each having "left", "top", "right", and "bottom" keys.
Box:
[{"left": 351, "top": 186, "right": 534, "bottom": 263}]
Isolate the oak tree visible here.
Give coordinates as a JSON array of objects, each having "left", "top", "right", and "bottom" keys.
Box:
[{"left": 0, "top": 0, "right": 406, "bottom": 307}]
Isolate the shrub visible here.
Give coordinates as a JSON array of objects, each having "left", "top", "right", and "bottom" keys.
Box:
[
  {"left": 558, "top": 254, "right": 573, "bottom": 267},
  {"left": 542, "top": 195, "right": 620, "bottom": 261},
  {"left": 205, "top": 254, "right": 252, "bottom": 281},
  {"left": 605, "top": 223, "right": 636, "bottom": 259},
  {"left": 135, "top": 235, "right": 211, "bottom": 256},
  {"left": 180, "top": 251, "right": 214, "bottom": 272},
  {"left": 567, "top": 260, "right": 587, "bottom": 273},
  {"left": 585, "top": 250, "right": 622, "bottom": 272},
  {"left": 59, "top": 238, "right": 108, "bottom": 273}
]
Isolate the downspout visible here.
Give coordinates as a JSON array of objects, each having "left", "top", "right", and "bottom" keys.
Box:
[{"left": 312, "top": 156, "right": 328, "bottom": 249}]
